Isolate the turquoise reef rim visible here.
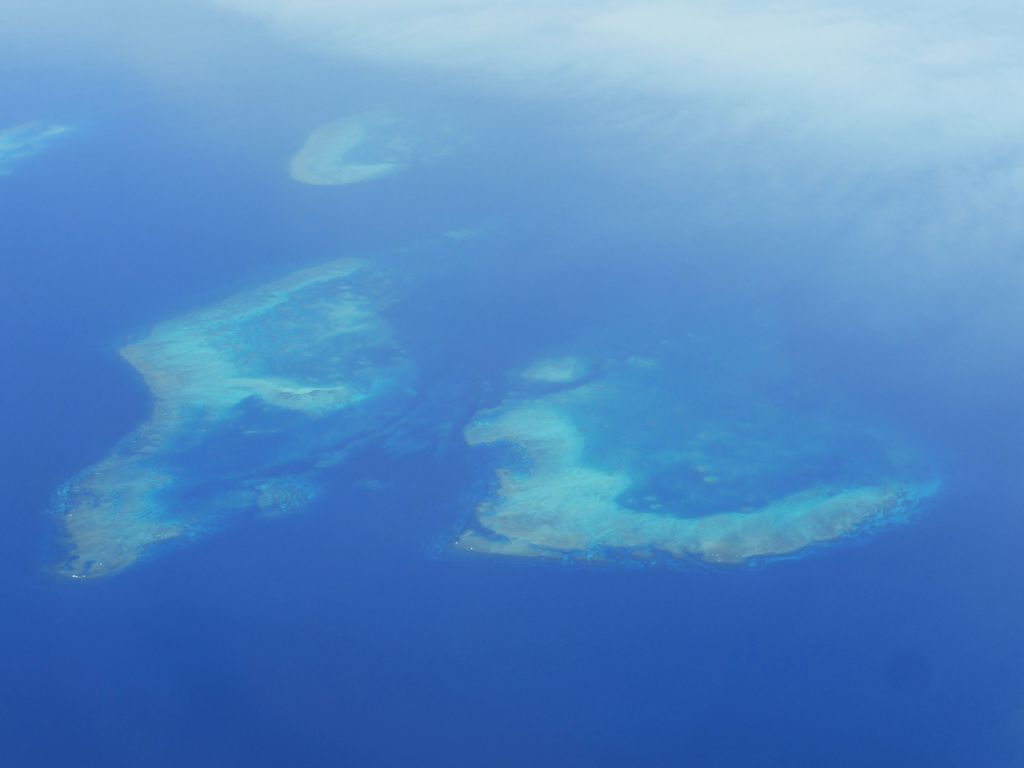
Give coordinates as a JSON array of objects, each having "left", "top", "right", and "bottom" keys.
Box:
[
  {"left": 456, "top": 357, "right": 939, "bottom": 565},
  {"left": 52, "top": 256, "right": 414, "bottom": 578}
]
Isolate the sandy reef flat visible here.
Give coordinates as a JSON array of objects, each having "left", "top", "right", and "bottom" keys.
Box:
[{"left": 289, "top": 113, "right": 413, "bottom": 186}]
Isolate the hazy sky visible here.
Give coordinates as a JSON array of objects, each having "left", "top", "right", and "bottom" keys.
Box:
[{"left": 4, "top": 0, "right": 1023, "bottom": 188}]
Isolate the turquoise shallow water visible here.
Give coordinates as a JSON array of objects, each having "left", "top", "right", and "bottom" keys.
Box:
[{"left": 47, "top": 230, "right": 938, "bottom": 578}]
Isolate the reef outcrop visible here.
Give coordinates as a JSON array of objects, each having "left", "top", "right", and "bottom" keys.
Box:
[
  {"left": 289, "top": 113, "right": 413, "bottom": 186},
  {"left": 53, "top": 258, "right": 413, "bottom": 578},
  {"left": 457, "top": 357, "right": 936, "bottom": 564}
]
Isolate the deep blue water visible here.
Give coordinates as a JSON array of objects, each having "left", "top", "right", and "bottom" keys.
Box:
[{"left": 4, "top": 6, "right": 1024, "bottom": 766}]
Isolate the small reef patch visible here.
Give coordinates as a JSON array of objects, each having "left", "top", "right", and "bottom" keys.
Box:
[
  {"left": 520, "top": 356, "right": 589, "bottom": 385},
  {"left": 289, "top": 113, "right": 419, "bottom": 186}
]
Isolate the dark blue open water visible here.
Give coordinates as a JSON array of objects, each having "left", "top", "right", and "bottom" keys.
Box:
[{"left": 4, "top": 4, "right": 1024, "bottom": 766}]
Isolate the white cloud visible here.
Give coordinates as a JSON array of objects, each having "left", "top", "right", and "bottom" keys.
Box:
[{"left": 210, "top": 0, "right": 1024, "bottom": 163}]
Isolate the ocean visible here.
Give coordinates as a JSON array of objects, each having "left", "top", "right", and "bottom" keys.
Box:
[{"left": 3, "top": 2, "right": 1024, "bottom": 766}]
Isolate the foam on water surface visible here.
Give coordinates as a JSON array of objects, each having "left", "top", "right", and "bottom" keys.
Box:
[{"left": 0, "top": 121, "right": 71, "bottom": 175}]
